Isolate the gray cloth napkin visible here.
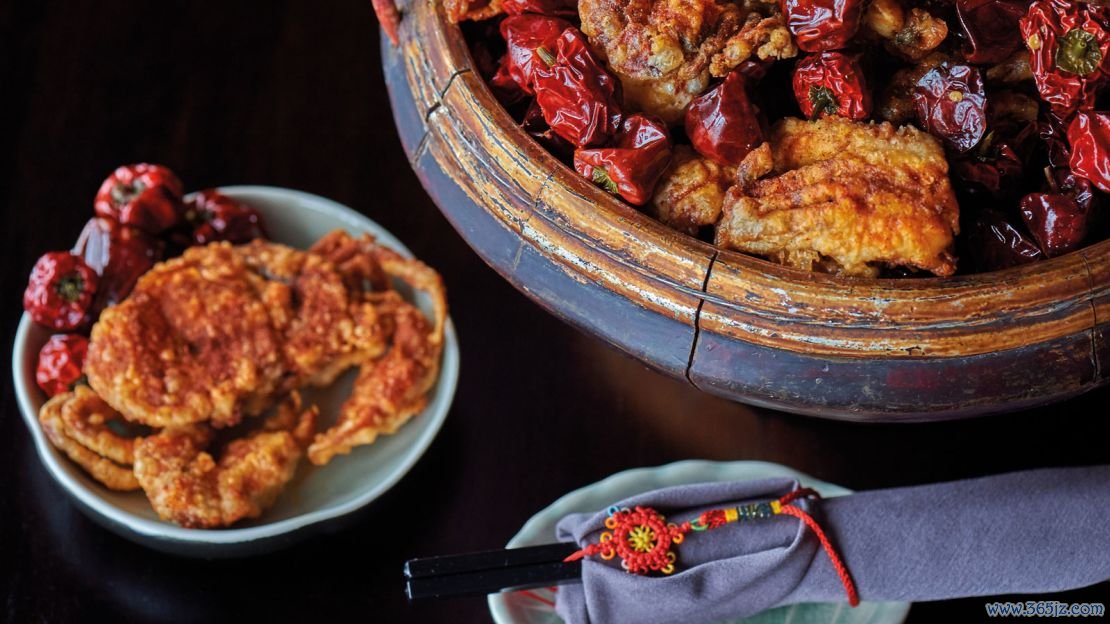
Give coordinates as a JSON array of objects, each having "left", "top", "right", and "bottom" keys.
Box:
[{"left": 554, "top": 466, "right": 1110, "bottom": 624}]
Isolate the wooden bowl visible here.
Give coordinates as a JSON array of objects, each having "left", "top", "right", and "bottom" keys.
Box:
[{"left": 380, "top": 0, "right": 1110, "bottom": 421}]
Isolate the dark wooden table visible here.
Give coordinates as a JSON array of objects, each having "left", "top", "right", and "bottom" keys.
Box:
[{"left": 2, "top": 2, "right": 1107, "bottom": 622}]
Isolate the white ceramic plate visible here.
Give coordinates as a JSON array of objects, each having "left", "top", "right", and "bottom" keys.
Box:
[
  {"left": 489, "top": 460, "right": 911, "bottom": 624},
  {"left": 12, "top": 186, "right": 460, "bottom": 557}
]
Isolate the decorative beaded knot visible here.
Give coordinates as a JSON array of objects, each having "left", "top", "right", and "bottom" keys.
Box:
[{"left": 563, "top": 487, "right": 860, "bottom": 607}]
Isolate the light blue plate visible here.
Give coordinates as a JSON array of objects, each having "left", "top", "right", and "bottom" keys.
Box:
[{"left": 488, "top": 460, "right": 911, "bottom": 624}]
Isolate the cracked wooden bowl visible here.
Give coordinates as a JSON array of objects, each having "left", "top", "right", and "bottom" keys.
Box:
[{"left": 380, "top": 0, "right": 1110, "bottom": 421}]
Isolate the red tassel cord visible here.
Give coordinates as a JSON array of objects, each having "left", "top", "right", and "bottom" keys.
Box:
[{"left": 564, "top": 487, "right": 859, "bottom": 607}]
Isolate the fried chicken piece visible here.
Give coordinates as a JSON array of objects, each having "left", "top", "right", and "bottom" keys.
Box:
[
  {"left": 986, "top": 49, "right": 1034, "bottom": 84},
  {"left": 715, "top": 116, "right": 960, "bottom": 277},
  {"left": 875, "top": 52, "right": 947, "bottom": 125},
  {"left": 650, "top": 146, "right": 737, "bottom": 234},
  {"left": 580, "top": 0, "right": 796, "bottom": 124},
  {"left": 444, "top": 0, "right": 504, "bottom": 22},
  {"left": 863, "top": 0, "right": 947, "bottom": 61},
  {"left": 133, "top": 394, "right": 317, "bottom": 529},
  {"left": 39, "top": 388, "right": 140, "bottom": 491}
]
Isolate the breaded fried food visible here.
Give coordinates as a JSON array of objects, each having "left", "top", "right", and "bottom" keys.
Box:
[
  {"left": 579, "top": 0, "right": 797, "bottom": 123},
  {"left": 39, "top": 388, "right": 140, "bottom": 491},
  {"left": 133, "top": 395, "right": 317, "bottom": 529},
  {"left": 86, "top": 237, "right": 390, "bottom": 430},
  {"left": 716, "top": 116, "right": 960, "bottom": 277},
  {"left": 650, "top": 145, "right": 736, "bottom": 235},
  {"left": 86, "top": 243, "right": 289, "bottom": 429}
]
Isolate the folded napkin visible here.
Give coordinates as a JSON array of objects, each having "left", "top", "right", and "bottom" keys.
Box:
[{"left": 555, "top": 466, "right": 1110, "bottom": 624}]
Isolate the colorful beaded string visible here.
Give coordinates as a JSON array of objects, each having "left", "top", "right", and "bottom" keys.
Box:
[{"left": 564, "top": 487, "right": 860, "bottom": 607}]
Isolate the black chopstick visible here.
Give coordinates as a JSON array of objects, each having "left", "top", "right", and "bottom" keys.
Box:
[{"left": 404, "top": 543, "right": 582, "bottom": 601}]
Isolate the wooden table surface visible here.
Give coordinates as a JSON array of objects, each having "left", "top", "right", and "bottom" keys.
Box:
[{"left": 2, "top": 2, "right": 1107, "bottom": 622}]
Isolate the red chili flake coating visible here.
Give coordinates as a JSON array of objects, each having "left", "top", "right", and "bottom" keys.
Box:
[
  {"left": 574, "top": 114, "right": 673, "bottom": 205},
  {"left": 792, "top": 52, "right": 871, "bottom": 120},
  {"left": 94, "top": 164, "right": 185, "bottom": 235},
  {"left": 957, "top": 0, "right": 1028, "bottom": 64},
  {"left": 685, "top": 71, "right": 765, "bottom": 166},
  {"left": 531, "top": 28, "right": 623, "bottom": 148},
  {"left": 781, "top": 0, "right": 864, "bottom": 52},
  {"left": 1019, "top": 192, "right": 1089, "bottom": 257},
  {"left": 36, "top": 334, "right": 90, "bottom": 398},
  {"left": 188, "top": 190, "right": 268, "bottom": 245},
  {"left": 912, "top": 62, "right": 988, "bottom": 152},
  {"left": 24, "top": 252, "right": 99, "bottom": 331},
  {"left": 1019, "top": 0, "right": 1110, "bottom": 116},
  {"left": 1067, "top": 110, "right": 1110, "bottom": 193},
  {"left": 500, "top": 15, "right": 574, "bottom": 95},
  {"left": 73, "top": 217, "right": 161, "bottom": 308}
]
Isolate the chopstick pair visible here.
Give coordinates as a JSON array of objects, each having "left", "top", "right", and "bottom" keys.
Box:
[{"left": 404, "top": 543, "right": 582, "bottom": 601}]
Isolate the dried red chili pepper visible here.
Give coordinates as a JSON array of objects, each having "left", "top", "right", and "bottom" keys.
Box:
[
  {"left": 490, "top": 55, "right": 528, "bottom": 106},
  {"left": 912, "top": 62, "right": 988, "bottom": 152},
  {"left": 951, "top": 140, "right": 1026, "bottom": 197},
  {"left": 1067, "top": 110, "right": 1110, "bottom": 193},
  {"left": 188, "top": 190, "right": 268, "bottom": 245},
  {"left": 1019, "top": 192, "right": 1089, "bottom": 256},
  {"left": 531, "top": 28, "right": 623, "bottom": 147},
  {"left": 1019, "top": 0, "right": 1110, "bottom": 116},
  {"left": 502, "top": 0, "right": 576, "bottom": 17},
  {"left": 685, "top": 71, "right": 765, "bottom": 166},
  {"left": 94, "top": 164, "right": 185, "bottom": 235},
  {"left": 957, "top": 0, "right": 1027, "bottom": 64},
  {"left": 372, "top": 0, "right": 402, "bottom": 45},
  {"left": 792, "top": 52, "right": 871, "bottom": 120},
  {"left": 74, "top": 217, "right": 161, "bottom": 308},
  {"left": 574, "top": 114, "right": 673, "bottom": 205},
  {"left": 781, "top": 0, "right": 864, "bottom": 52},
  {"left": 522, "top": 99, "right": 576, "bottom": 159},
  {"left": 36, "top": 334, "right": 90, "bottom": 398},
  {"left": 963, "top": 209, "right": 1044, "bottom": 271},
  {"left": 500, "top": 15, "right": 573, "bottom": 95},
  {"left": 23, "top": 252, "right": 99, "bottom": 330}
]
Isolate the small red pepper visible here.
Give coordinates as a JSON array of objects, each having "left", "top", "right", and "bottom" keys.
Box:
[
  {"left": 502, "top": 0, "right": 576, "bottom": 17},
  {"left": 912, "top": 62, "right": 988, "bottom": 152},
  {"left": 685, "top": 71, "right": 765, "bottom": 166},
  {"left": 531, "top": 28, "right": 623, "bottom": 148},
  {"left": 94, "top": 164, "right": 185, "bottom": 235},
  {"left": 792, "top": 52, "right": 870, "bottom": 121},
  {"left": 74, "top": 217, "right": 161, "bottom": 308},
  {"left": 1019, "top": 192, "right": 1089, "bottom": 257},
  {"left": 574, "top": 114, "right": 673, "bottom": 205},
  {"left": 781, "top": 0, "right": 864, "bottom": 52},
  {"left": 1019, "top": 0, "right": 1110, "bottom": 116},
  {"left": 963, "top": 210, "right": 1044, "bottom": 271},
  {"left": 35, "top": 334, "right": 90, "bottom": 398},
  {"left": 1067, "top": 110, "right": 1110, "bottom": 193},
  {"left": 957, "top": 0, "right": 1027, "bottom": 64},
  {"left": 188, "top": 190, "right": 268, "bottom": 245},
  {"left": 23, "top": 252, "right": 99, "bottom": 331},
  {"left": 500, "top": 16, "right": 574, "bottom": 95},
  {"left": 522, "top": 99, "right": 576, "bottom": 159}
]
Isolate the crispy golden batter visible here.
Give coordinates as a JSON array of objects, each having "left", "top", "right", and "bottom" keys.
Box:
[
  {"left": 54, "top": 231, "right": 446, "bottom": 525},
  {"left": 650, "top": 145, "right": 736, "bottom": 234},
  {"left": 86, "top": 244, "right": 288, "bottom": 429},
  {"left": 716, "top": 116, "right": 959, "bottom": 277},
  {"left": 39, "top": 389, "right": 140, "bottom": 491},
  {"left": 86, "top": 237, "right": 391, "bottom": 430},
  {"left": 133, "top": 395, "right": 317, "bottom": 529},
  {"left": 580, "top": 0, "right": 796, "bottom": 123},
  {"left": 307, "top": 244, "right": 447, "bottom": 466}
]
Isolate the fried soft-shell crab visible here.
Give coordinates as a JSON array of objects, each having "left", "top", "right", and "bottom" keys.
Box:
[{"left": 41, "top": 230, "right": 447, "bottom": 528}]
